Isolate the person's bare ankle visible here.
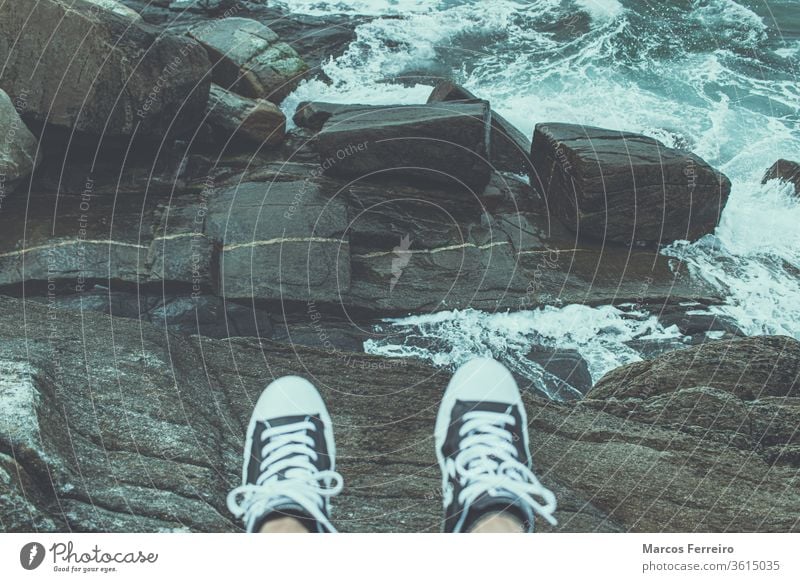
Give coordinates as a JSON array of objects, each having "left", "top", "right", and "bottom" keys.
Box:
[
  {"left": 468, "top": 511, "right": 525, "bottom": 533},
  {"left": 259, "top": 516, "right": 310, "bottom": 533}
]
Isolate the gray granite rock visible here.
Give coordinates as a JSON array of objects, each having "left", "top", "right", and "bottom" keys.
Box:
[
  {"left": 0, "top": 297, "right": 797, "bottom": 532},
  {"left": 315, "top": 102, "right": 493, "bottom": 193},
  {"left": 762, "top": 159, "right": 800, "bottom": 196},
  {"left": 530, "top": 123, "right": 731, "bottom": 246},
  {"left": 207, "top": 84, "right": 286, "bottom": 146},
  {"left": 427, "top": 81, "right": 533, "bottom": 176},
  {"left": 188, "top": 17, "right": 308, "bottom": 104},
  {"left": 0, "top": 0, "right": 210, "bottom": 138}
]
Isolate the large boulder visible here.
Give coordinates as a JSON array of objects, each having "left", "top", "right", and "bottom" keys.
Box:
[
  {"left": 0, "top": 89, "right": 40, "bottom": 193},
  {"left": 206, "top": 84, "right": 286, "bottom": 146},
  {"left": 293, "top": 101, "right": 380, "bottom": 132},
  {"left": 591, "top": 335, "right": 800, "bottom": 401},
  {"left": 427, "top": 81, "right": 533, "bottom": 176},
  {"left": 0, "top": 297, "right": 797, "bottom": 532},
  {"left": 315, "top": 102, "right": 493, "bottom": 192},
  {"left": 340, "top": 175, "right": 717, "bottom": 314},
  {"left": 525, "top": 347, "right": 593, "bottom": 397},
  {"left": 206, "top": 181, "right": 351, "bottom": 303},
  {"left": 530, "top": 123, "right": 731, "bottom": 246},
  {"left": 0, "top": 158, "right": 717, "bottom": 314},
  {"left": 188, "top": 17, "right": 308, "bottom": 104},
  {"left": 0, "top": 189, "right": 217, "bottom": 292},
  {"left": 0, "top": 0, "right": 211, "bottom": 138},
  {"left": 762, "top": 159, "right": 800, "bottom": 196}
]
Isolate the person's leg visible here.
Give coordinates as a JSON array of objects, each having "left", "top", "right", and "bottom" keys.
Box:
[
  {"left": 227, "top": 376, "right": 343, "bottom": 533},
  {"left": 259, "top": 516, "right": 310, "bottom": 534},
  {"left": 468, "top": 512, "right": 525, "bottom": 533},
  {"left": 434, "top": 358, "right": 558, "bottom": 533}
]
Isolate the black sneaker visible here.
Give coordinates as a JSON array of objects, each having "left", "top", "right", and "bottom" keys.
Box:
[
  {"left": 435, "top": 358, "right": 558, "bottom": 533},
  {"left": 227, "top": 376, "right": 343, "bottom": 533}
]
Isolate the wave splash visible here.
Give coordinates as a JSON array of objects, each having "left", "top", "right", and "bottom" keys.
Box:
[{"left": 280, "top": 0, "right": 800, "bottom": 393}]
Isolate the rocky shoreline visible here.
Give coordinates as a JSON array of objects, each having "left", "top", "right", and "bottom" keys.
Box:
[
  {"left": 0, "top": 0, "right": 798, "bottom": 532},
  {"left": 1, "top": 297, "right": 798, "bottom": 532}
]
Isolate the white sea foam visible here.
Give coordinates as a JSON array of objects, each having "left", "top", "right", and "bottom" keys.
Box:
[
  {"left": 281, "top": 0, "right": 800, "bottom": 390},
  {"left": 665, "top": 179, "right": 800, "bottom": 338},
  {"left": 365, "top": 306, "right": 684, "bottom": 398},
  {"left": 574, "top": 0, "right": 625, "bottom": 22},
  {"left": 691, "top": 0, "right": 768, "bottom": 47},
  {"left": 275, "top": 0, "right": 442, "bottom": 17}
]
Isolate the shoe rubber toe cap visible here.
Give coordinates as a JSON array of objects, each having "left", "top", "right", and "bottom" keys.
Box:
[
  {"left": 444, "top": 357, "right": 521, "bottom": 405},
  {"left": 253, "top": 376, "right": 327, "bottom": 421}
]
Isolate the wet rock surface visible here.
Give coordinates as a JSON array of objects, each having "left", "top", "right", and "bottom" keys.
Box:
[
  {"left": 0, "top": 155, "right": 718, "bottom": 317},
  {"left": 524, "top": 348, "right": 593, "bottom": 397},
  {"left": 121, "top": 1, "right": 361, "bottom": 75},
  {"left": 427, "top": 81, "right": 534, "bottom": 176},
  {"left": 0, "top": 0, "right": 211, "bottom": 138},
  {"left": 188, "top": 17, "right": 308, "bottom": 104},
  {"left": 530, "top": 123, "right": 731, "bottom": 246},
  {"left": 206, "top": 84, "right": 286, "bottom": 147},
  {"left": 0, "top": 298, "right": 797, "bottom": 533},
  {"left": 315, "top": 102, "right": 493, "bottom": 192},
  {"left": 591, "top": 335, "right": 800, "bottom": 401},
  {"left": 762, "top": 158, "right": 800, "bottom": 196},
  {"left": 294, "top": 101, "right": 382, "bottom": 133}
]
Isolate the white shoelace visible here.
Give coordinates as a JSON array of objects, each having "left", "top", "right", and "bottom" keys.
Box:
[
  {"left": 454, "top": 410, "right": 558, "bottom": 526},
  {"left": 227, "top": 419, "right": 343, "bottom": 532}
]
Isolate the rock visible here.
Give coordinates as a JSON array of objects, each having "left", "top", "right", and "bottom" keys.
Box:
[
  {"left": 188, "top": 17, "right": 308, "bottom": 104},
  {"left": 84, "top": 0, "right": 143, "bottom": 21},
  {"left": 293, "top": 101, "right": 379, "bottom": 133},
  {"left": 28, "top": 290, "right": 274, "bottom": 339},
  {"left": 658, "top": 309, "right": 743, "bottom": 337},
  {"left": 0, "top": 189, "right": 216, "bottom": 292},
  {"left": 0, "top": 0, "right": 211, "bottom": 138},
  {"left": 427, "top": 81, "right": 533, "bottom": 175},
  {"left": 342, "top": 177, "right": 718, "bottom": 314},
  {"left": 169, "top": 0, "right": 237, "bottom": 13},
  {"left": 122, "top": 0, "right": 361, "bottom": 74},
  {"left": 267, "top": 14, "right": 361, "bottom": 76},
  {"left": 0, "top": 296, "right": 796, "bottom": 532},
  {"left": 315, "top": 102, "right": 493, "bottom": 192},
  {"left": 271, "top": 318, "right": 369, "bottom": 353},
  {"left": 762, "top": 159, "right": 800, "bottom": 195},
  {"left": 530, "top": 123, "right": 731, "bottom": 246},
  {"left": 480, "top": 170, "right": 542, "bottom": 213},
  {"left": 426, "top": 80, "right": 476, "bottom": 103},
  {"left": 206, "top": 181, "right": 351, "bottom": 303},
  {"left": 0, "top": 156, "right": 718, "bottom": 315},
  {"left": 294, "top": 96, "right": 534, "bottom": 183},
  {"left": 590, "top": 335, "right": 800, "bottom": 401},
  {"left": 207, "top": 84, "right": 286, "bottom": 147},
  {"left": 526, "top": 347, "right": 593, "bottom": 395},
  {"left": 0, "top": 89, "right": 40, "bottom": 194},
  {"left": 624, "top": 337, "right": 692, "bottom": 360}
]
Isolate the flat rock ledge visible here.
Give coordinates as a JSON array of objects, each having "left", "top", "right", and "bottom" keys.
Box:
[{"left": 1, "top": 297, "right": 797, "bottom": 533}]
